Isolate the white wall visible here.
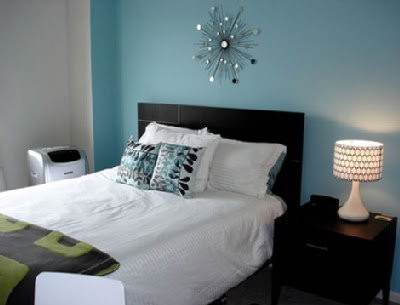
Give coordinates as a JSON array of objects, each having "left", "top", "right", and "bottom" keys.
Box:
[
  {"left": 67, "top": 0, "right": 94, "bottom": 173},
  {"left": 0, "top": 0, "right": 93, "bottom": 190}
]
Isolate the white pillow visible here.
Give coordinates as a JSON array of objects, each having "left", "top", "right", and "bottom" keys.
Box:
[
  {"left": 139, "top": 122, "right": 207, "bottom": 143},
  {"left": 140, "top": 127, "right": 221, "bottom": 192},
  {"left": 207, "top": 138, "right": 287, "bottom": 198}
]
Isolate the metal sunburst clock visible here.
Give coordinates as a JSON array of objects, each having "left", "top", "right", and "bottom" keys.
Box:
[{"left": 193, "top": 5, "right": 259, "bottom": 84}]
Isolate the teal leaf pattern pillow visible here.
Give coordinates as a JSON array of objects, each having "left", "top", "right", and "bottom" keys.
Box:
[
  {"left": 116, "top": 137, "right": 161, "bottom": 190},
  {"left": 266, "top": 151, "right": 286, "bottom": 195},
  {"left": 150, "top": 143, "right": 204, "bottom": 198}
]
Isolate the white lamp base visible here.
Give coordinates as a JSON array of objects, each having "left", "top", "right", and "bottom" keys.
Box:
[{"left": 338, "top": 181, "right": 369, "bottom": 222}]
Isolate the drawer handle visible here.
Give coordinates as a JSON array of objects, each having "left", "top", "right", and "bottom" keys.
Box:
[{"left": 305, "top": 243, "right": 328, "bottom": 252}]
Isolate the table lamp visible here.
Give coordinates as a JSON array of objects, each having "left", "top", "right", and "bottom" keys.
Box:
[{"left": 333, "top": 139, "right": 384, "bottom": 222}]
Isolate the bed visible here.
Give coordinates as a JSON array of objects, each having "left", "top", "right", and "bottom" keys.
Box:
[{"left": 0, "top": 103, "right": 304, "bottom": 305}]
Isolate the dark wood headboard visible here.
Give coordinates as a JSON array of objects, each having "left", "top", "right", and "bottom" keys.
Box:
[{"left": 138, "top": 103, "right": 304, "bottom": 210}]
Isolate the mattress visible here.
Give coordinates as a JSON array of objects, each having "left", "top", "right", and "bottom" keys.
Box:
[{"left": 0, "top": 168, "right": 286, "bottom": 305}]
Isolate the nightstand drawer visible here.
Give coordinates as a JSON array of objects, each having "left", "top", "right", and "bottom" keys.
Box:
[
  {"left": 301, "top": 230, "right": 331, "bottom": 252},
  {"left": 297, "top": 229, "right": 374, "bottom": 270},
  {"left": 298, "top": 229, "right": 345, "bottom": 259},
  {"left": 303, "top": 241, "right": 329, "bottom": 252},
  {"left": 281, "top": 231, "right": 343, "bottom": 292}
]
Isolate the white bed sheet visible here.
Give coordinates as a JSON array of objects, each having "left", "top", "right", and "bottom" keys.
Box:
[{"left": 0, "top": 168, "right": 286, "bottom": 305}]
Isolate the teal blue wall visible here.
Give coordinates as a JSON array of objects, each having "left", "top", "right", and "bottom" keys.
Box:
[
  {"left": 91, "top": 0, "right": 121, "bottom": 169},
  {"left": 91, "top": 0, "right": 400, "bottom": 293}
]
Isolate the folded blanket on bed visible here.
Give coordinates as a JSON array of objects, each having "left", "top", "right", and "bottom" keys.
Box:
[{"left": 0, "top": 214, "right": 120, "bottom": 305}]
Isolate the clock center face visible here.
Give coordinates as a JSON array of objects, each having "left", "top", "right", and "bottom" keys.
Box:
[{"left": 221, "top": 40, "right": 229, "bottom": 49}]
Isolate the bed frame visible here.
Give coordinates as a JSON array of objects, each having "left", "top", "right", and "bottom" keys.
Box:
[
  {"left": 138, "top": 102, "right": 305, "bottom": 210},
  {"left": 139, "top": 102, "right": 304, "bottom": 305}
]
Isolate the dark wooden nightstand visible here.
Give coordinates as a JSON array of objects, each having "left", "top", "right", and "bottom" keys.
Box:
[{"left": 271, "top": 198, "right": 397, "bottom": 305}]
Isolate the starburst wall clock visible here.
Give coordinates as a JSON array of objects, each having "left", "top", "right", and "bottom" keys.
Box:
[{"left": 193, "top": 5, "right": 259, "bottom": 84}]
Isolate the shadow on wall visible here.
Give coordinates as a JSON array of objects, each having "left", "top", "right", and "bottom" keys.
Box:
[
  {"left": 0, "top": 141, "right": 5, "bottom": 191},
  {"left": 0, "top": 166, "right": 5, "bottom": 191}
]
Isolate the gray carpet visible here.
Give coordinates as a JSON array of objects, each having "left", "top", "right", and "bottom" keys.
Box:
[{"left": 225, "top": 266, "right": 397, "bottom": 305}]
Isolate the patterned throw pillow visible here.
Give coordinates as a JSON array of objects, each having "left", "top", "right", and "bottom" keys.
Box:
[
  {"left": 150, "top": 143, "right": 204, "bottom": 198},
  {"left": 266, "top": 151, "right": 287, "bottom": 195},
  {"left": 116, "top": 137, "right": 161, "bottom": 190}
]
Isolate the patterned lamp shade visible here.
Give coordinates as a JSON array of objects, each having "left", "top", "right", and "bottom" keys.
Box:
[{"left": 333, "top": 140, "right": 384, "bottom": 182}]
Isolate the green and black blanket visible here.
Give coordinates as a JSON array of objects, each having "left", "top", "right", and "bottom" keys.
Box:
[{"left": 0, "top": 214, "right": 120, "bottom": 305}]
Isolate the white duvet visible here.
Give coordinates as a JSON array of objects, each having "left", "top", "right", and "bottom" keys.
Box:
[{"left": 0, "top": 168, "right": 285, "bottom": 305}]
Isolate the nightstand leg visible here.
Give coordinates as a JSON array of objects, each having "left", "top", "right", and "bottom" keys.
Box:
[
  {"left": 382, "top": 286, "right": 389, "bottom": 305},
  {"left": 271, "top": 282, "right": 281, "bottom": 305},
  {"left": 271, "top": 267, "right": 281, "bottom": 305}
]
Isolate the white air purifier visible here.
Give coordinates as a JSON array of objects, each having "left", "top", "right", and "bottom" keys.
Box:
[{"left": 28, "top": 146, "right": 88, "bottom": 186}]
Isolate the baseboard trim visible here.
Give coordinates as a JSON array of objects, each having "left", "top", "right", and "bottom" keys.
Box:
[{"left": 376, "top": 290, "right": 400, "bottom": 304}]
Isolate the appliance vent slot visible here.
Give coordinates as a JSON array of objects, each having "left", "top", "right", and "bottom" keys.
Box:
[{"left": 48, "top": 150, "right": 81, "bottom": 163}]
